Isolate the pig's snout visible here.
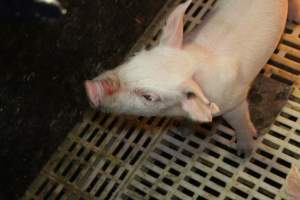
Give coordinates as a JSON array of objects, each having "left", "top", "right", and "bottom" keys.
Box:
[
  {"left": 84, "top": 80, "right": 103, "bottom": 108},
  {"left": 84, "top": 77, "right": 119, "bottom": 108}
]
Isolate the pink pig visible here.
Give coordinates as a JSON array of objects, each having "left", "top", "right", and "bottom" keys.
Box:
[{"left": 85, "top": 0, "right": 299, "bottom": 157}]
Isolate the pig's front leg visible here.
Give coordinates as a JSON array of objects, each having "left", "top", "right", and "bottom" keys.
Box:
[{"left": 223, "top": 101, "right": 257, "bottom": 157}]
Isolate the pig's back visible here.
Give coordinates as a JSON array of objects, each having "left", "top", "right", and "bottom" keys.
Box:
[{"left": 186, "top": 0, "right": 288, "bottom": 82}]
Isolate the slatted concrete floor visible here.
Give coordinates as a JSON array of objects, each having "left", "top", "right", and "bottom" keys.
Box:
[{"left": 23, "top": 0, "right": 300, "bottom": 199}]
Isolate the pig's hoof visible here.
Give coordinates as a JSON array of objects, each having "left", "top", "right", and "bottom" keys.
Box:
[{"left": 236, "top": 139, "right": 254, "bottom": 158}]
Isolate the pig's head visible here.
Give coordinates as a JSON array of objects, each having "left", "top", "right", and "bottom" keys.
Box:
[{"left": 84, "top": 0, "right": 219, "bottom": 122}]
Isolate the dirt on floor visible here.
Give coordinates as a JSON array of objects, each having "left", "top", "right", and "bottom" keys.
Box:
[{"left": 0, "top": 0, "right": 166, "bottom": 199}]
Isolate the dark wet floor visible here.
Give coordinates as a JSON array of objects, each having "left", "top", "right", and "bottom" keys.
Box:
[{"left": 0, "top": 0, "right": 165, "bottom": 199}]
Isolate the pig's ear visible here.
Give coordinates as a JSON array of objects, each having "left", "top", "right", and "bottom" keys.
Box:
[
  {"left": 159, "top": 0, "right": 192, "bottom": 49},
  {"left": 180, "top": 79, "right": 220, "bottom": 122},
  {"left": 84, "top": 73, "right": 120, "bottom": 108}
]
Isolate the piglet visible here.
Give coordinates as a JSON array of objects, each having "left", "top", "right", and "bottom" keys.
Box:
[{"left": 85, "top": 0, "right": 298, "bottom": 157}]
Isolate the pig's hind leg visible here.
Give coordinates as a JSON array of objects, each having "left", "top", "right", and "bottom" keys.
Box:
[
  {"left": 223, "top": 100, "right": 257, "bottom": 158},
  {"left": 289, "top": 0, "right": 300, "bottom": 23}
]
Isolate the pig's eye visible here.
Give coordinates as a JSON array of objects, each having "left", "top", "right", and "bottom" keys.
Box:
[
  {"left": 142, "top": 94, "right": 154, "bottom": 101},
  {"left": 135, "top": 89, "right": 160, "bottom": 102},
  {"left": 141, "top": 93, "right": 161, "bottom": 102}
]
